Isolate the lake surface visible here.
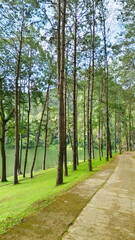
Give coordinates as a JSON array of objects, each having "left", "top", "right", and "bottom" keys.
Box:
[{"left": 0, "top": 147, "right": 100, "bottom": 178}]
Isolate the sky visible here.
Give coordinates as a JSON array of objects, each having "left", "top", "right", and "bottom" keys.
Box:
[{"left": 106, "top": 0, "right": 123, "bottom": 44}]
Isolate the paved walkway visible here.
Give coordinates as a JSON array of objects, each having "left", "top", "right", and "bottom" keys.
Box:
[{"left": 62, "top": 152, "right": 135, "bottom": 240}]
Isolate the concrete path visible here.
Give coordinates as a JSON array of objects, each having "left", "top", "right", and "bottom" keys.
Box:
[{"left": 62, "top": 152, "right": 135, "bottom": 240}]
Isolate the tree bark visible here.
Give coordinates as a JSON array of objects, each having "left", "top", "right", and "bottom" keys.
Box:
[
  {"left": 87, "top": 61, "right": 91, "bottom": 163},
  {"left": 114, "top": 109, "right": 117, "bottom": 153},
  {"left": 18, "top": 134, "right": 22, "bottom": 174},
  {"left": 63, "top": 63, "right": 68, "bottom": 176},
  {"left": 101, "top": 2, "right": 112, "bottom": 161},
  {"left": 43, "top": 89, "right": 49, "bottom": 170},
  {"left": 118, "top": 122, "right": 122, "bottom": 154},
  {"left": 101, "top": 122, "right": 104, "bottom": 157},
  {"left": 129, "top": 105, "right": 132, "bottom": 151},
  {"left": 56, "top": 0, "right": 66, "bottom": 185},
  {"left": 0, "top": 121, "right": 7, "bottom": 182},
  {"left": 23, "top": 74, "right": 31, "bottom": 177},
  {"left": 73, "top": 9, "right": 78, "bottom": 170},
  {"left": 14, "top": 25, "right": 23, "bottom": 184},
  {"left": 83, "top": 86, "right": 86, "bottom": 162},
  {"left": 98, "top": 96, "right": 102, "bottom": 161},
  {"left": 67, "top": 92, "right": 73, "bottom": 151},
  {"left": 88, "top": 0, "right": 95, "bottom": 171},
  {"left": 0, "top": 80, "right": 7, "bottom": 182}
]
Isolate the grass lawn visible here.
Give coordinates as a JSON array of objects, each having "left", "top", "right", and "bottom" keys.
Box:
[{"left": 0, "top": 155, "right": 116, "bottom": 234}]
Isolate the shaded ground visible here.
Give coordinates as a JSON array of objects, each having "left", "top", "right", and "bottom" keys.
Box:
[
  {"left": 62, "top": 152, "right": 135, "bottom": 240},
  {"left": 0, "top": 157, "right": 118, "bottom": 240}
]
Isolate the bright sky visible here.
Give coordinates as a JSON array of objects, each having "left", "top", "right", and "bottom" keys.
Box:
[{"left": 106, "top": 0, "right": 122, "bottom": 44}]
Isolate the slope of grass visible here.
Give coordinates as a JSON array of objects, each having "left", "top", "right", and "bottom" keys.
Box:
[{"left": 0, "top": 155, "right": 116, "bottom": 234}]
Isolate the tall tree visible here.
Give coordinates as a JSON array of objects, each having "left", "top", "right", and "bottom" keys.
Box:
[
  {"left": 73, "top": 1, "right": 78, "bottom": 170},
  {"left": 14, "top": 18, "right": 24, "bottom": 184},
  {"left": 63, "top": 57, "right": 68, "bottom": 176},
  {"left": 88, "top": 0, "right": 96, "bottom": 171},
  {"left": 100, "top": 0, "right": 112, "bottom": 160},
  {"left": 56, "top": 0, "right": 66, "bottom": 185}
]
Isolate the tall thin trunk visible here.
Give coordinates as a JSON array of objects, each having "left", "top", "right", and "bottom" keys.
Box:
[
  {"left": 118, "top": 122, "right": 122, "bottom": 154},
  {"left": 43, "top": 89, "right": 49, "bottom": 170},
  {"left": 114, "top": 110, "right": 117, "bottom": 153},
  {"left": 68, "top": 92, "right": 73, "bottom": 151},
  {"left": 73, "top": 10, "right": 78, "bottom": 170},
  {"left": 109, "top": 131, "right": 112, "bottom": 158},
  {"left": 0, "top": 80, "right": 7, "bottom": 182},
  {"left": 91, "top": 134, "right": 94, "bottom": 159},
  {"left": 31, "top": 86, "right": 49, "bottom": 178},
  {"left": 83, "top": 86, "right": 86, "bottom": 162},
  {"left": 98, "top": 94, "right": 102, "bottom": 160},
  {"left": 88, "top": 1, "right": 95, "bottom": 171},
  {"left": 102, "top": 3, "right": 112, "bottom": 161},
  {"left": 23, "top": 74, "right": 31, "bottom": 177},
  {"left": 126, "top": 130, "right": 129, "bottom": 151},
  {"left": 14, "top": 25, "right": 23, "bottom": 185},
  {"left": 63, "top": 63, "right": 68, "bottom": 176},
  {"left": 129, "top": 105, "right": 132, "bottom": 151},
  {"left": 18, "top": 134, "right": 22, "bottom": 174},
  {"left": 131, "top": 120, "right": 134, "bottom": 150},
  {"left": 87, "top": 60, "right": 91, "bottom": 162},
  {"left": 101, "top": 122, "right": 104, "bottom": 157},
  {"left": 56, "top": 0, "right": 66, "bottom": 185},
  {"left": 1, "top": 121, "right": 7, "bottom": 182}
]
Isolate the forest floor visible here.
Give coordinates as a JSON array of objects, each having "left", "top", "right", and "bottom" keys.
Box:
[{"left": 1, "top": 152, "right": 135, "bottom": 240}]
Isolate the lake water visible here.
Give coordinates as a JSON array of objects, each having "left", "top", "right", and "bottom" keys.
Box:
[{"left": 0, "top": 147, "right": 100, "bottom": 178}]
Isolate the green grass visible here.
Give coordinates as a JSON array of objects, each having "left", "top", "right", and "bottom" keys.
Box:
[{"left": 0, "top": 155, "right": 116, "bottom": 235}]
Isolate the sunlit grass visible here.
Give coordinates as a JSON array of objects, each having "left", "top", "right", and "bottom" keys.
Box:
[{"left": 0, "top": 154, "right": 116, "bottom": 234}]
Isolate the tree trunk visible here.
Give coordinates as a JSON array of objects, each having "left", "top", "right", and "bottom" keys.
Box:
[
  {"left": 98, "top": 103, "right": 102, "bottom": 161},
  {"left": 129, "top": 105, "right": 132, "bottom": 151},
  {"left": 87, "top": 61, "right": 91, "bottom": 163},
  {"left": 0, "top": 80, "right": 7, "bottom": 182},
  {"left": 56, "top": 0, "right": 66, "bottom": 185},
  {"left": 63, "top": 64, "right": 68, "bottom": 176},
  {"left": 31, "top": 85, "right": 49, "bottom": 178},
  {"left": 126, "top": 132, "right": 129, "bottom": 151},
  {"left": 118, "top": 122, "right": 122, "bottom": 154},
  {"left": 73, "top": 10, "right": 78, "bottom": 171},
  {"left": 102, "top": 5, "right": 112, "bottom": 161},
  {"left": 23, "top": 75, "right": 31, "bottom": 177},
  {"left": 109, "top": 130, "right": 112, "bottom": 158},
  {"left": 43, "top": 89, "right": 49, "bottom": 170},
  {"left": 18, "top": 134, "right": 22, "bottom": 174},
  {"left": 114, "top": 110, "right": 117, "bottom": 153},
  {"left": 83, "top": 86, "right": 86, "bottom": 162},
  {"left": 67, "top": 92, "right": 73, "bottom": 151},
  {"left": 91, "top": 134, "right": 94, "bottom": 159},
  {"left": 14, "top": 25, "right": 23, "bottom": 184},
  {"left": 88, "top": 1, "right": 95, "bottom": 171},
  {"left": 1, "top": 121, "right": 7, "bottom": 182},
  {"left": 101, "top": 123, "right": 104, "bottom": 157}
]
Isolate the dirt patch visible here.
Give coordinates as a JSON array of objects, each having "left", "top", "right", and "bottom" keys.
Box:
[{"left": 0, "top": 157, "right": 119, "bottom": 240}]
